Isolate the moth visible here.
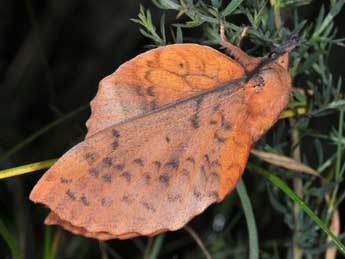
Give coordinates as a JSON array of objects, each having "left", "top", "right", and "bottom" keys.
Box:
[{"left": 30, "top": 28, "right": 298, "bottom": 240}]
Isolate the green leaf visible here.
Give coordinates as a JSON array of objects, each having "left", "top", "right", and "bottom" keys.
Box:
[
  {"left": 0, "top": 219, "right": 21, "bottom": 259},
  {"left": 249, "top": 162, "right": 345, "bottom": 254},
  {"left": 222, "top": 0, "right": 243, "bottom": 17},
  {"left": 175, "top": 26, "right": 183, "bottom": 43},
  {"left": 236, "top": 178, "right": 259, "bottom": 259},
  {"left": 43, "top": 226, "right": 53, "bottom": 259},
  {"left": 148, "top": 234, "right": 165, "bottom": 259},
  {"left": 160, "top": 13, "right": 166, "bottom": 43}
]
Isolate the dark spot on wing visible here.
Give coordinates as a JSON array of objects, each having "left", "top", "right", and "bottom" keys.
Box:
[
  {"left": 102, "top": 157, "right": 113, "bottom": 167},
  {"left": 121, "top": 171, "right": 132, "bottom": 182},
  {"left": 168, "top": 194, "right": 181, "bottom": 202},
  {"left": 102, "top": 173, "right": 112, "bottom": 183},
  {"left": 101, "top": 197, "right": 112, "bottom": 207},
  {"left": 214, "top": 131, "right": 226, "bottom": 143},
  {"left": 181, "top": 169, "right": 190, "bottom": 176},
  {"left": 165, "top": 159, "right": 179, "bottom": 170},
  {"left": 165, "top": 136, "right": 170, "bottom": 143},
  {"left": 114, "top": 163, "right": 125, "bottom": 171},
  {"left": 186, "top": 156, "right": 195, "bottom": 165},
  {"left": 60, "top": 177, "right": 71, "bottom": 184},
  {"left": 179, "top": 63, "right": 184, "bottom": 68},
  {"left": 193, "top": 189, "right": 201, "bottom": 200},
  {"left": 159, "top": 173, "right": 170, "bottom": 185},
  {"left": 221, "top": 114, "right": 232, "bottom": 131},
  {"left": 207, "top": 191, "right": 219, "bottom": 199},
  {"left": 66, "top": 189, "right": 76, "bottom": 200},
  {"left": 80, "top": 195, "right": 89, "bottom": 206},
  {"left": 143, "top": 173, "right": 151, "bottom": 184},
  {"left": 112, "top": 139, "right": 119, "bottom": 150},
  {"left": 211, "top": 160, "right": 221, "bottom": 167},
  {"left": 89, "top": 168, "right": 99, "bottom": 177},
  {"left": 112, "top": 129, "right": 120, "bottom": 138},
  {"left": 146, "top": 60, "right": 155, "bottom": 67},
  {"left": 190, "top": 97, "right": 202, "bottom": 129},
  {"left": 204, "top": 154, "right": 211, "bottom": 167},
  {"left": 85, "top": 152, "right": 97, "bottom": 164},
  {"left": 213, "top": 103, "right": 220, "bottom": 112},
  {"left": 146, "top": 86, "right": 155, "bottom": 96},
  {"left": 133, "top": 158, "right": 144, "bottom": 166},
  {"left": 209, "top": 171, "right": 219, "bottom": 179},
  {"left": 122, "top": 195, "right": 133, "bottom": 204},
  {"left": 209, "top": 119, "right": 217, "bottom": 125},
  {"left": 196, "top": 97, "right": 203, "bottom": 109},
  {"left": 150, "top": 99, "right": 158, "bottom": 110},
  {"left": 190, "top": 114, "right": 199, "bottom": 129},
  {"left": 142, "top": 202, "right": 156, "bottom": 213},
  {"left": 134, "top": 85, "right": 144, "bottom": 96}
]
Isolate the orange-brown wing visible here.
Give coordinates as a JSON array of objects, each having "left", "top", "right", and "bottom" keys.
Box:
[
  {"left": 30, "top": 78, "right": 253, "bottom": 240},
  {"left": 86, "top": 44, "right": 244, "bottom": 138}
]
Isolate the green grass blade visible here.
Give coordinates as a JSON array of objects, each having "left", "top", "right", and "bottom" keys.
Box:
[
  {"left": 222, "top": 0, "right": 243, "bottom": 17},
  {"left": 43, "top": 226, "right": 52, "bottom": 259},
  {"left": 248, "top": 162, "right": 345, "bottom": 254},
  {"left": 236, "top": 178, "right": 259, "bottom": 259},
  {"left": 0, "top": 105, "right": 87, "bottom": 163},
  {"left": 0, "top": 219, "right": 21, "bottom": 259},
  {"left": 0, "top": 159, "right": 57, "bottom": 179},
  {"left": 149, "top": 234, "right": 165, "bottom": 259}
]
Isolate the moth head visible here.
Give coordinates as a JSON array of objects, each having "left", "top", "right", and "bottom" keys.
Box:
[
  {"left": 243, "top": 34, "right": 299, "bottom": 140},
  {"left": 267, "top": 33, "right": 300, "bottom": 70}
]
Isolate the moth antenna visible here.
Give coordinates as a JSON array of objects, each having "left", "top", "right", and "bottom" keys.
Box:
[{"left": 246, "top": 34, "right": 300, "bottom": 81}]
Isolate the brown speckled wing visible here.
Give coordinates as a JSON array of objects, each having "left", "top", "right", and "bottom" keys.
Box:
[
  {"left": 29, "top": 44, "right": 260, "bottom": 240},
  {"left": 30, "top": 79, "right": 253, "bottom": 240}
]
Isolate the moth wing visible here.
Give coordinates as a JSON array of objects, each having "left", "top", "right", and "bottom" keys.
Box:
[
  {"left": 86, "top": 43, "right": 244, "bottom": 137},
  {"left": 30, "top": 78, "right": 253, "bottom": 240}
]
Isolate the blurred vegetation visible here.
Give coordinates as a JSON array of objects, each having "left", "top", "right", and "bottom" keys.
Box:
[{"left": 1, "top": 0, "right": 345, "bottom": 258}]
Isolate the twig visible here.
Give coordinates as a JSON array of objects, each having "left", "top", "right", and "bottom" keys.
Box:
[
  {"left": 289, "top": 117, "right": 304, "bottom": 259},
  {"left": 99, "top": 241, "right": 109, "bottom": 259},
  {"left": 0, "top": 159, "right": 56, "bottom": 179},
  {"left": 237, "top": 26, "right": 248, "bottom": 47},
  {"left": 184, "top": 225, "right": 213, "bottom": 259},
  {"left": 143, "top": 237, "right": 153, "bottom": 259}
]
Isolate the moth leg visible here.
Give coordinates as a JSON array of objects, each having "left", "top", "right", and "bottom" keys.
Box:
[{"left": 220, "top": 19, "right": 256, "bottom": 70}]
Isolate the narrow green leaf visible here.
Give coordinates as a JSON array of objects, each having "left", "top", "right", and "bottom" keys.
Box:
[
  {"left": 248, "top": 162, "right": 345, "bottom": 254},
  {"left": 236, "top": 178, "right": 259, "bottom": 259},
  {"left": 0, "top": 219, "right": 21, "bottom": 259},
  {"left": 160, "top": 13, "right": 166, "bottom": 43},
  {"left": 175, "top": 26, "right": 183, "bottom": 43},
  {"left": 149, "top": 234, "right": 165, "bottom": 259},
  {"left": 222, "top": 0, "right": 243, "bottom": 17},
  {"left": 43, "top": 226, "right": 52, "bottom": 259}
]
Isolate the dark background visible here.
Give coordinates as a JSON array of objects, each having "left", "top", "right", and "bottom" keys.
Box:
[{"left": 0, "top": 0, "right": 344, "bottom": 258}]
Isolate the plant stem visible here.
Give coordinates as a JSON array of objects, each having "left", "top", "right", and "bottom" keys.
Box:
[
  {"left": 326, "top": 108, "right": 344, "bottom": 225},
  {"left": 0, "top": 159, "right": 56, "bottom": 179},
  {"left": 289, "top": 117, "right": 304, "bottom": 259},
  {"left": 184, "top": 225, "right": 213, "bottom": 259}
]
